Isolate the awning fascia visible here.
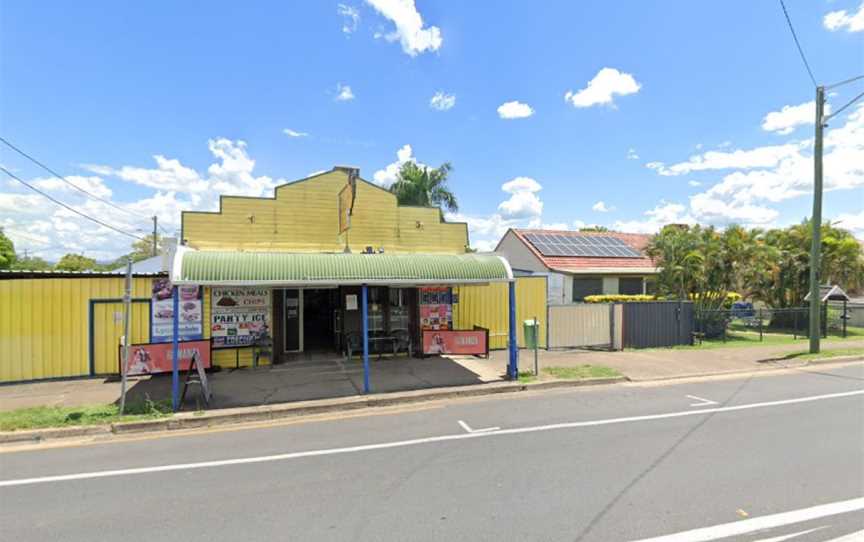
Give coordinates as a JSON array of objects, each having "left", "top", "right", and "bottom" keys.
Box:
[{"left": 171, "top": 246, "right": 514, "bottom": 286}]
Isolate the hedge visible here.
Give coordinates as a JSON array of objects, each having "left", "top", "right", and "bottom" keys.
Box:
[{"left": 583, "top": 295, "right": 656, "bottom": 303}]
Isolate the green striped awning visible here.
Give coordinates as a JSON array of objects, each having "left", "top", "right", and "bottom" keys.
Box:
[{"left": 172, "top": 249, "right": 513, "bottom": 285}]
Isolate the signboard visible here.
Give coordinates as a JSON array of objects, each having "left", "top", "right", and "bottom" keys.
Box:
[
  {"left": 211, "top": 287, "right": 271, "bottom": 348},
  {"left": 419, "top": 286, "right": 452, "bottom": 330},
  {"left": 422, "top": 330, "right": 488, "bottom": 356},
  {"left": 151, "top": 278, "right": 203, "bottom": 343},
  {"left": 338, "top": 183, "right": 353, "bottom": 234},
  {"left": 121, "top": 339, "right": 211, "bottom": 376}
]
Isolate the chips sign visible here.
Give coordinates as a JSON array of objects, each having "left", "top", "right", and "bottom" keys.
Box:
[{"left": 211, "top": 287, "right": 271, "bottom": 348}]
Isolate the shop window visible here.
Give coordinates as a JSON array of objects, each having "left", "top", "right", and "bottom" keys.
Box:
[
  {"left": 572, "top": 277, "right": 602, "bottom": 302},
  {"left": 389, "top": 288, "right": 411, "bottom": 333},
  {"left": 619, "top": 277, "right": 644, "bottom": 296},
  {"left": 368, "top": 287, "right": 385, "bottom": 333}
]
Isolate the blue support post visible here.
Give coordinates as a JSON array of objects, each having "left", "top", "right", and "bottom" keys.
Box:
[
  {"left": 361, "top": 285, "right": 370, "bottom": 394},
  {"left": 508, "top": 280, "right": 518, "bottom": 380},
  {"left": 171, "top": 285, "right": 180, "bottom": 411}
]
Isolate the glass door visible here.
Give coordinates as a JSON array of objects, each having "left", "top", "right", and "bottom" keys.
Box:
[{"left": 284, "top": 289, "right": 302, "bottom": 352}]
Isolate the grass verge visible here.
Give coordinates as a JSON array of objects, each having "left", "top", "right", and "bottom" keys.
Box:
[
  {"left": 780, "top": 347, "right": 864, "bottom": 362},
  {"left": 0, "top": 398, "right": 172, "bottom": 432},
  {"left": 518, "top": 365, "right": 622, "bottom": 383}
]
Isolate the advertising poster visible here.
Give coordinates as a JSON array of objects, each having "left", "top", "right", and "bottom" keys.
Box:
[
  {"left": 419, "top": 286, "right": 452, "bottom": 330},
  {"left": 422, "top": 330, "right": 487, "bottom": 355},
  {"left": 211, "top": 287, "right": 271, "bottom": 348},
  {"left": 151, "top": 278, "right": 203, "bottom": 343},
  {"left": 121, "top": 340, "right": 211, "bottom": 376}
]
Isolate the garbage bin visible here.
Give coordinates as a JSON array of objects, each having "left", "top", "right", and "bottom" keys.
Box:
[{"left": 523, "top": 319, "right": 538, "bottom": 350}]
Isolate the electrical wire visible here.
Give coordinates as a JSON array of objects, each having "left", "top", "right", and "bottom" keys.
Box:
[
  {"left": 0, "top": 227, "right": 51, "bottom": 245},
  {"left": 1, "top": 166, "right": 145, "bottom": 241},
  {"left": 0, "top": 135, "right": 152, "bottom": 226},
  {"left": 825, "top": 74, "right": 864, "bottom": 90},
  {"left": 779, "top": 0, "right": 818, "bottom": 87},
  {"left": 825, "top": 90, "right": 864, "bottom": 121}
]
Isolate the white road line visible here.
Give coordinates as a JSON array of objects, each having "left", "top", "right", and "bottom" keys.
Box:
[
  {"left": 457, "top": 420, "right": 500, "bottom": 434},
  {"left": 826, "top": 528, "right": 864, "bottom": 541},
  {"left": 685, "top": 395, "right": 719, "bottom": 407},
  {"left": 1, "top": 388, "right": 861, "bottom": 488},
  {"left": 753, "top": 526, "right": 826, "bottom": 542},
  {"left": 629, "top": 497, "right": 864, "bottom": 542}
]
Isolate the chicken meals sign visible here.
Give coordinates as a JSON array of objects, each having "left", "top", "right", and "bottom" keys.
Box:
[{"left": 211, "top": 287, "right": 271, "bottom": 348}]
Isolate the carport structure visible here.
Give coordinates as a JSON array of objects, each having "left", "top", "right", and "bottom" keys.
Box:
[{"left": 166, "top": 247, "right": 518, "bottom": 410}]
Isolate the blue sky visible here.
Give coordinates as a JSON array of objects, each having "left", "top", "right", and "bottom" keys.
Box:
[{"left": 1, "top": 0, "right": 862, "bottom": 258}]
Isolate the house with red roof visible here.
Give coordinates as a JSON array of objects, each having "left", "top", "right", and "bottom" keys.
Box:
[{"left": 494, "top": 229, "right": 659, "bottom": 304}]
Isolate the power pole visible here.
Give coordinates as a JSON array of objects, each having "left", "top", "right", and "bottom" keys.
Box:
[
  {"left": 152, "top": 216, "right": 158, "bottom": 257},
  {"left": 808, "top": 85, "right": 825, "bottom": 354}
]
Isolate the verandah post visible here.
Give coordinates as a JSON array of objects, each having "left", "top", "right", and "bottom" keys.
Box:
[
  {"left": 508, "top": 280, "right": 518, "bottom": 380},
  {"left": 171, "top": 285, "right": 180, "bottom": 411},
  {"left": 362, "top": 284, "right": 370, "bottom": 393}
]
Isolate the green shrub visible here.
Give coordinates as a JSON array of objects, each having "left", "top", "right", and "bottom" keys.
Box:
[{"left": 583, "top": 294, "right": 656, "bottom": 303}]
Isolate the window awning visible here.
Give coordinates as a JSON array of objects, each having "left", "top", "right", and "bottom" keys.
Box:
[{"left": 171, "top": 248, "right": 513, "bottom": 286}]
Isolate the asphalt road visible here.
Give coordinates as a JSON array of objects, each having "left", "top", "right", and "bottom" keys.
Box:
[{"left": 1, "top": 363, "right": 863, "bottom": 542}]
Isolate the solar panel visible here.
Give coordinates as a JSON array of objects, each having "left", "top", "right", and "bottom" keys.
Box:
[{"left": 524, "top": 233, "right": 642, "bottom": 258}]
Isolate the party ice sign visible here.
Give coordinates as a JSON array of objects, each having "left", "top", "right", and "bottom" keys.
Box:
[{"left": 211, "top": 287, "right": 271, "bottom": 348}]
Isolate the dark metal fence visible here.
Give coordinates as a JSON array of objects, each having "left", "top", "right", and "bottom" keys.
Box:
[
  {"left": 622, "top": 301, "right": 694, "bottom": 348},
  {"left": 695, "top": 304, "right": 858, "bottom": 341}
]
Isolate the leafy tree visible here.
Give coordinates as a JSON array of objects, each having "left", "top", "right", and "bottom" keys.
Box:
[
  {"left": 55, "top": 253, "right": 98, "bottom": 272},
  {"left": 389, "top": 162, "right": 458, "bottom": 212},
  {"left": 0, "top": 229, "right": 15, "bottom": 270},
  {"left": 11, "top": 256, "right": 53, "bottom": 271},
  {"left": 129, "top": 234, "right": 166, "bottom": 263}
]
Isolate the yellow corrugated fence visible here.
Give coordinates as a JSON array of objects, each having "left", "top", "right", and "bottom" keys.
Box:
[{"left": 453, "top": 276, "right": 547, "bottom": 349}]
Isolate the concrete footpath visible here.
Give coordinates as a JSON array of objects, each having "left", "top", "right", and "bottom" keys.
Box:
[{"left": 1, "top": 339, "right": 861, "bottom": 444}]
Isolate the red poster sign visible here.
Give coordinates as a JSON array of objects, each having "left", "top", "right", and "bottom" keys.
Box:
[
  {"left": 120, "top": 340, "right": 212, "bottom": 376},
  {"left": 422, "top": 330, "right": 488, "bottom": 355}
]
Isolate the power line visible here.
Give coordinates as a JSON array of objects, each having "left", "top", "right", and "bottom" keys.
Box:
[
  {"left": 825, "top": 89, "right": 864, "bottom": 121},
  {"left": 826, "top": 74, "right": 864, "bottom": 90},
  {"left": 1, "top": 166, "right": 145, "bottom": 241},
  {"left": 0, "top": 135, "right": 152, "bottom": 227},
  {"left": 779, "top": 0, "right": 818, "bottom": 87}
]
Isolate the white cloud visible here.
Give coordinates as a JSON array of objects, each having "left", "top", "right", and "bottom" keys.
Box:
[
  {"left": 824, "top": 2, "right": 864, "bottom": 32},
  {"left": 497, "top": 101, "right": 534, "bottom": 119},
  {"left": 283, "top": 128, "right": 308, "bottom": 138},
  {"left": 613, "top": 202, "right": 695, "bottom": 234},
  {"left": 762, "top": 100, "right": 830, "bottom": 135},
  {"left": 372, "top": 144, "right": 418, "bottom": 187},
  {"left": 31, "top": 175, "right": 113, "bottom": 200},
  {"left": 638, "top": 103, "right": 864, "bottom": 229},
  {"left": 688, "top": 180, "right": 702, "bottom": 187},
  {"left": 564, "top": 67, "right": 641, "bottom": 108},
  {"left": 592, "top": 201, "right": 614, "bottom": 213},
  {"left": 833, "top": 209, "right": 864, "bottom": 237},
  {"left": 337, "top": 4, "right": 360, "bottom": 34},
  {"left": 2, "top": 138, "right": 287, "bottom": 262},
  {"left": 498, "top": 177, "right": 543, "bottom": 219},
  {"left": 626, "top": 148, "right": 639, "bottom": 160},
  {"left": 429, "top": 91, "right": 456, "bottom": 111},
  {"left": 366, "top": 0, "right": 442, "bottom": 56},
  {"left": 645, "top": 142, "right": 807, "bottom": 176},
  {"left": 335, "top": 83, "right": 355, "bottom": 101}
]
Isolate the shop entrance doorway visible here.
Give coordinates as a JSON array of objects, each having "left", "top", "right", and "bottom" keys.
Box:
[{"left": 303, "top": 288, "right": 337, "bottom": 352}]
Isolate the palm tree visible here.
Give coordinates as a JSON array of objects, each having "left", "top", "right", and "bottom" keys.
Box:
[{"left": 389, "top": 161, "right": 458, "bottom": 212}]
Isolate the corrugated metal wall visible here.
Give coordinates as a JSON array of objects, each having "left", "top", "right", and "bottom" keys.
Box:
[
  {"left": 452, "top": 276, "right": 547, "bottom": 349},
  {"left": 0, "top": 277, "right": 153, "bottom": 382},
  {"left": 91, "top": 301, "right": 151, "bottom": 375},
  {"left": 622, "top": 301, "right": 694, "bottom": 348},
  {"left": 548, "top": 303, "right": 622, "bottom": 349}
]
